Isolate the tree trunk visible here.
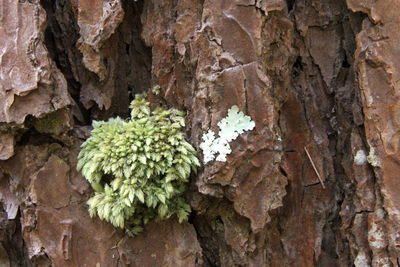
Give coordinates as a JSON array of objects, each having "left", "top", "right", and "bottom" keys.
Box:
[{"left": 0, "top": 0, "right": 399, "bottom": 266}]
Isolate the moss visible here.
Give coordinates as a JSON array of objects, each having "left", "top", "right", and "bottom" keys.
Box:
[
  {"left": 33, "top": 109, "right": 72, "bottom": 136},
  {"left": 151, "top": 85, "right": 161, "bottom": 95},
  {"left": 77, "top": 93, "right": 200, "bottom": 236}
]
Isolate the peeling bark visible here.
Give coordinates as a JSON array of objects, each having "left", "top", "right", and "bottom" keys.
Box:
[{"left": 0, "top": 0, "right": 400, "bottom": 266}]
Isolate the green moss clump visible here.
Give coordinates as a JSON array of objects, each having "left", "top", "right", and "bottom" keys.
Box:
[
  {"left": 77, "top": 94, "right": 200, "bottom": 235},
  {"left": 33, "top": 109, "right": 71, "bottom": 136}
]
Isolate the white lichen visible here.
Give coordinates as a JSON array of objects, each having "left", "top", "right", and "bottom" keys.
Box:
[
  {"left": 354, "top": 149, "right": 367, "bottom": 165},
  {"left": 200, "top": 106, "right": 255, "bottom": 164},
  {"left": 368, "top": 221, "right": 387, "bottom": 249},
  {"left": 374, "top": 257, "right": 391, "bottom": 267},
  {"left": 367, "top": 146, "right": 380, "bottom": 167},
  {"left": 354, "top": 251, "right": 370, "bottom": 267}
]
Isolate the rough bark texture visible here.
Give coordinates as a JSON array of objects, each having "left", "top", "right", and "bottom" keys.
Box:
[{"left": 0, "top": 0, "right": 399, "bottom": 266}]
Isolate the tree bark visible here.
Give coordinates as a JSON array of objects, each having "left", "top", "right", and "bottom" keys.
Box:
[{"left": 0, "top": 0, "right": 399, "bottom": 266}]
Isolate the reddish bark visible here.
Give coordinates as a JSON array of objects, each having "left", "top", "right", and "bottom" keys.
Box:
[{"left": 0, "top": 0, "right": 399, "bottom": 266}]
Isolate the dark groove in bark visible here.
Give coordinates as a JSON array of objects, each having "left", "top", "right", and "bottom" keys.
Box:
[
  {"left": 40, "top": 0, "right": 90, "bottom": 125},
  {"left": 286, "top": 0, "right": 296, "bottom": 12},
  {"left": 0, "top": 206, "right": 32, "bottom": 267}
]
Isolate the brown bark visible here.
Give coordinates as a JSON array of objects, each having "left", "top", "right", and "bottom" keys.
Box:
[{"left": 0, "top": 0, "right": 399, "bottom": 266}]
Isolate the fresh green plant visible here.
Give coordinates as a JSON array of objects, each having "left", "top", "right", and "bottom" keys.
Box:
[
  {"left": 77, "top": 93, "right": 200, "bottom": 235},
  {"left": 151, "top": 85, "right": 161, "bottom": 95}
]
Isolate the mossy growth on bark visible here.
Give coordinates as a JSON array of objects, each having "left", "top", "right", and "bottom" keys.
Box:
[{"left": 77, "top": 94, "right": 200, "bottom": 235}]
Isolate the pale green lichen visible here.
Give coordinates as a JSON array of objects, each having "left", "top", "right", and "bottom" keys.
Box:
[
  {"left": 77, "top": 93, "right": 200, "bottom": 235},
  {"left": 200, "top": 105, "right": 255, "bottom": 164}
]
